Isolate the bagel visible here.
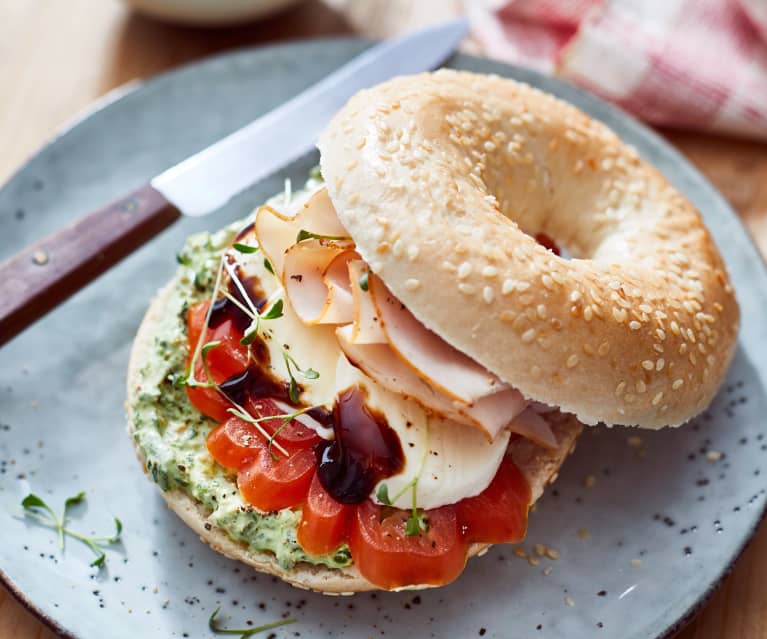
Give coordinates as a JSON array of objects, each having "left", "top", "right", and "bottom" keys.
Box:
[
  {"left": 127, "top": 239, "right": 581, "bottom": 594},
  {"left": 127, "top": 70, "right": 738, "bottom": 594},
  {"left": 319, "top": 69, "right": 739, "bottom": 429}
]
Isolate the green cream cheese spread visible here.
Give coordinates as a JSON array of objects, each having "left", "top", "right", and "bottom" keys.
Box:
[{"left": 129, "top": 205, "right": 352, "bottom": 571}]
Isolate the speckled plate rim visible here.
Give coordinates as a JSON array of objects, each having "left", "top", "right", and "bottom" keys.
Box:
[{"left": 1, "top": 36, "right": 765, "bottom": 639}]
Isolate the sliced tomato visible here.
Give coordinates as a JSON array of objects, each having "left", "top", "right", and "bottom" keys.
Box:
[
  {"left": 237, "top": 447, "right": 315, "bottom": 512},
  {"left": 206, "top": 417, "right": 264, "bottom": 470},
  {"left": 185, "top": 300, "right": 249, "bottom": 423},
  {"left": 454, "top": 456, "right": 531, "bottom": 544},
  {"left": 297, "top": 473, "right": 351, "bottom": 556},
  {"left": 348, "top": 501, "right": 468, "bottom": 590},
  {"left": 245, "top": 397, "right": 321, "bottom": 452}
]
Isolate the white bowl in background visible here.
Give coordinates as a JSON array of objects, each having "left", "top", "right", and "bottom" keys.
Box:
[{"left": 122, "top": 0, "right": 303, "bottom": 26}]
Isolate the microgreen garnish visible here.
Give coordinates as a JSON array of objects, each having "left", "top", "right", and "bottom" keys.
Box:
[
  {"left": 21, "top": 492, "right": 122, "bottom": 568},
  {"left": 228, "top": 405, "right": 315, "bottom": 461},
  {"left": 282, "top": 349, "right": 320, "bottom": 404},
  {"left": 308, "top": 165, "right": 322, "bottom": 181},
  {"left": 376, "top": 483, "right": 392, "bottom": 505},
  {"left": 237, "top": 298, "right": 283, "bottom": 346},
  {"left": 261, "top": 299, "right": 284, "bottom": 320},
  {"left": 359, "top": 270, "right": 369, "bottom": 292},
  {"left": 176, "top": 252, "right": 192, "bottom": 266},
  {"left": 209, "top": 606, "right": 296, "bottom": 638},
  {"left": 405, "top": 478, "right": 428, "bottom": 536},
  {"left": 263, "top": 259, "right": 275, "bottom": 275},
  {"left": 295, "top": 229, "right": 351, "bottom": 244},
  {"left": 379, "top": 480, "right": 427, "bottom": 536},
  {"left": 232, "top": 242, "right": 258, "bottom": 254}
]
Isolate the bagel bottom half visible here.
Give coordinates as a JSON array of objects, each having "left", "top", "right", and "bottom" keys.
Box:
[{"left": 126, "top": 259, "right": 582, "bottom": 595}]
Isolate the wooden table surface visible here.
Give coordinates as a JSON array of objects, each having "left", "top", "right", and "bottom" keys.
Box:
[{"left": 2, "top": 1, "right": 767, "bottom": 637}]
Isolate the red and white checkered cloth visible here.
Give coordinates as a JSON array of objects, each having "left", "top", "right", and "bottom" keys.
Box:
[{"left": 467, "top": 0, "right": 767, "bottom": 139}]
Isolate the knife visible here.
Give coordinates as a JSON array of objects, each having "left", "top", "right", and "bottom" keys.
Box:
[{"left": 0, "top": 19, "right": 467, "bottom": 346}]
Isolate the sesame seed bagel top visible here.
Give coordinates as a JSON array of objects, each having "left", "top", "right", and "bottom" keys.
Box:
[{"left": 318, "top": 70, "right": 739, "bottom": 429}]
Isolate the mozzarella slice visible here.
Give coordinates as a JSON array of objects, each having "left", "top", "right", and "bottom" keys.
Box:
[{"left": 335, "top": 356, "right": 510, "bottom": 510}]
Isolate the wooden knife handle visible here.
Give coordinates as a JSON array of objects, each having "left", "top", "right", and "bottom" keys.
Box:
[{"left": 0, "top": 184, "right": 180, "bottom": 346}]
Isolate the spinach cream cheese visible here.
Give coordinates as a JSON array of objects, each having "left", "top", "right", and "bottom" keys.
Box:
[{"left": 130, "top": 202, "right": 352, "bottom": 571}]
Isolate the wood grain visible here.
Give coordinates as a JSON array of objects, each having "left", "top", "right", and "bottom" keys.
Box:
[
  {"left": 1, "top": 1, "right": 766, "bottom": 637},
  {"left": 0, "top": 184, "right": 179, "bottom": 345}
]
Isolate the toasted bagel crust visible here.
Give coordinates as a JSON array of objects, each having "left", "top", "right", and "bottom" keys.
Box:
[
  {"left": 319, "top": 70, "right": 739, "bottom": 429},
  {"left": 127, "top": 281, "right": 582, "bottom": 594}
]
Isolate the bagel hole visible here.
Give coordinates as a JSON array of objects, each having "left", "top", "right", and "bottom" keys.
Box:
[{"left": 533, "top": 232, "right": 571, "bottom": 259}]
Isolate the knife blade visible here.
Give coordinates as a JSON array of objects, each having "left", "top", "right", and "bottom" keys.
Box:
[
  {"left": 0, "top": 20, "right": 467, "bottom": 346},
  {"left": 154, "top": 18, "right": 468, "bottom": 217}
]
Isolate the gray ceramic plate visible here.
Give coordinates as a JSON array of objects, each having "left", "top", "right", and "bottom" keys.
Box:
[{"left": 1, "top": 39, "right": 765, "bottom": 639}]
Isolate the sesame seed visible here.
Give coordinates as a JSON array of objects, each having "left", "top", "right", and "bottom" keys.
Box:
[
  {"left": 537, "top": 304, "right": 547, "bottom": 319},
  {"left": 636, "top": 380, "right": 647, "bottom": 393},
  {"left": 630, "top": 559, "right": 642, "bottom": 568},
  {"left": 564, "top": 596, "right": 575, "bottom": 607},
  {"left": 629, "top": 321, "right": 641, "bottom": 330},
  {"left": 407, "top": 245, "right": 420, "bottom": 261},
  {"left": 535, "top": 544, "right": 545, "bottom": 557},
  {"left": 404, "top": 278, "right": 420, "bottom": 291},
  {"left": 541, "top": 274, "right": 555, "bottom": 290},
  {"left": 501, "top": 279, "right": 516, "bottom": 295},
  {"left": 670, "top": 321, "right": 681, "bottom": 335},
  {"left": 521, "top": 329, "right": 536, "bottom": 343},
  {"left": 656, "top": 358, "right": 665, "bottom": 371},
  {"left": 652, "top": 392, "right": 664, "bottom": 406},
  {"left": 706, "top": 450, "right": 722, "bottom": 462},
  {"left": 513, "top": 547, "right": 527, "bottom": 559},
  {"left": 482, "top": 286, "right": 495, "bottom": 304},
  {"left": 615, "top": 381, "right": 626, "bottom": 397},
  {"left": 457, "top": 262, "right": 472, "bottom": 279},
  {"left": 566, "top": 354, "right": 579, "bottom": 368},
  {"left": 584, "top": 306, "right": 594, "bottom": 322},
  {"left": 441, "top": 260, "right": 456, "bottom": 273},
  {"left": 570, "top": 290, "right": 581, "bottom": 302},
  {"left": 32, "top": 251, "right": 49, "bottom": 265},
  {"left": 672, "top": 378, "right": 684, "bottom": 389},
  {"left": 458, "top": 283, "right": 475, "bottom": 295},
  {"left": 656, "top": 328, "right": 666, "bottom": 340},
  {"left": 543, "top": 566, "right": 553, "bottom": 576},
  {"left": 348, "top": 193, "right": 360, "bottom": 204},
  {"left": 598, "top": 342, "right": 610, "bottom": 356},
  {"left": 612, "top": 307, "right": 627, "bottom": 323},
  {"left": 528, "top": 556, "right": 540, "bottom": 566},
  {"left": 546, "top": 547, "right": 560, "bottom": 560},
  {"left": 642, "top": 360, "right": 654, "bottom": 371},
  {"left": 482, "top": 265, "right": 498, "bottom": 278}
]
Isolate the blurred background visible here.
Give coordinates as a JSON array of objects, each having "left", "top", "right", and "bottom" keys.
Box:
[{"left": 1, "top": 1, "right": 766, "bottom": 637}]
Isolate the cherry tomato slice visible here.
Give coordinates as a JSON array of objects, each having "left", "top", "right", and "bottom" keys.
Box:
[
  {"left": 237, "top": 447, "right": 316, "bottom": 512},
  {"left": 206, "top": 417, "right": 265, "bottom": 471},
  {"left": 454, "top": 456, "right": 531, "bottom": 544},
  {"left": 297, "top": 473, "right": 351, "bottom": 556},
  {"left": 348, "top": 501, "right": 468, "bottom": 590},
  {"left": 245, "top": 397, "right": 321, "bottom": 452},
  {"left": 185, "top": 301, "right": 249, "bottom": 423}
]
